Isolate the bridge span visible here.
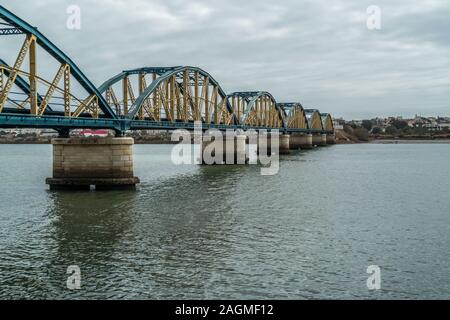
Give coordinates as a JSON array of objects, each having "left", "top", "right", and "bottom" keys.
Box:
[{"left": 0, "top": 5, "right": 336, "bottom": 190}]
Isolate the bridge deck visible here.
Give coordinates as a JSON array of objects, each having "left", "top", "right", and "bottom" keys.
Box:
[{"left": 0, "top": 113, "right": 333, "bottom": 134}]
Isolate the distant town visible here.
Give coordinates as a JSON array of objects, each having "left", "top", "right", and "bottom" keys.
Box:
[
  {"left": 0, "top": 115, "right": 449, "bottom": 144},
  {"left": 334, "top": 115, "right": 450, "bottom": 132},
  {"left": 333, "top": 115, "right": 450, "bottom": 143}
]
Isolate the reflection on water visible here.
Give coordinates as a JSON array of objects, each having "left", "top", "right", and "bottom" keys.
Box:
[
  {"left": 45, "top": 190, "right": 139, "bottom": 299},
  {"left": 0, "top": 144, "right": 449, "bottom": 299}
]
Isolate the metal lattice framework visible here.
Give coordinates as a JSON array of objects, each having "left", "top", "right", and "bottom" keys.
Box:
[
  {"left": 304, "top": 109, "right": 324, "bottom": 131},
  {"left": 99, "top": 66, "right": 236, "bottom": 125},
  {"left": 0, "top": 5, "right": 335, "bottom": 135},
  {"left": 0, "top": 5, "right": 117, "bottom": 119},
  {"left": 0, "top": 58, "right": 45, "bottom": 108},
  {"left": 228, "top": 91, "right": 284, "bottom": 128},
  {"left": 321, "top": 113, "right": 334, "bottom": 132},
  {"left": 277, "top": 103, "right": 308, "bottom": 130}
]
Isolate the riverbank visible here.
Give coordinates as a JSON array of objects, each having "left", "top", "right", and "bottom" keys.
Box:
[
  {"left": 0, "top": 138, "right": 52, "bottom": 144},
  {"left": 1, "top": 130, "right": 449, "bottom": 144},
  {"left": 334, "top": 129, "right": 450, "bottom": 144},
  {"left": 0, "top": 131, "right": 176, "bottom": 144},
  {"left": 0, "top": 138, "right": 177, "bottom": 144},
  {"left": 371, "top": 139, "right": 450, "bottom": 144}
]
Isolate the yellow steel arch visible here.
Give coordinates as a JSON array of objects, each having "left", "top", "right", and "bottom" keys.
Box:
[
  {"left": 0, "top": 6, "right": 117, "bottom": 119},
  {"left": 99, "top": 67, "right": 235, "bottom": 125},
  {"left": 304, "top": 109, "right": 323, "bottom": 130},
  {"left": 280, "top": 103, "right": 308, "bottom": 129},
  {"left": 321, "top": 113, "right": 334, "bottom": 131},
  {"left": 228, "top": 91, "right": 283, "bottom": 128}
]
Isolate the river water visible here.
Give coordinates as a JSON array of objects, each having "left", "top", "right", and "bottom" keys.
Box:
[{"left": 0, "top": 143, "right": 449, "bottom": 299}]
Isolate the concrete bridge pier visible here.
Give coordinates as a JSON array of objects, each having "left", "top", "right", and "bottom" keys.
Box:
[
  {"left": 312, "top": 133, "right": 327, "bottom": 147},
  {"left": 289, "top": 133, "right": 314, "bottom": 150},
  {"left": 201, "top": 133, "right": 247, "bottom": 164},
  {"left": 257, "top": 132, "right": 270, "bottom": 155},
  {"left": 299, "top": 134, "right": 313, "bottom": 149},
  {"left": 279, "top": 134, "right": 290, "bottom": 155},
  {"left": 326, "top": 133, "right": 336, "bottom": 144},
  {"left": 311, "top": 134, "right": 321, "bottom": 147},
  {"left": 234, "top": 134, "right": 248, "bottom": 162},
  {"left": 257, "top": 132, "right": 290, "bottom": 155},
  {"left": 289, "top": 134, "right": 301, "bottom": 150},
  {"left": 321, "top": 133, "right": 328, "bottom": 146},
  {"left": 46, "top": 137, "right": 140, "bottom": 190}
]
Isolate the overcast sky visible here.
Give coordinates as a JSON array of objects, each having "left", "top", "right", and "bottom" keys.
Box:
[{"left": 2, "top": 0, "right": 450, "bottom": 119}]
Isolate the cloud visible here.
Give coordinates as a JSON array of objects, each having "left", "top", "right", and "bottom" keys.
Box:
[{"left": 1, "top": 0, "right": 450, "bottom": 119}]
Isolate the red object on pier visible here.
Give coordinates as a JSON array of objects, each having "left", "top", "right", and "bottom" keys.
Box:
[{"left": 78, "top": 129, "right": 109, "bottom": 138}]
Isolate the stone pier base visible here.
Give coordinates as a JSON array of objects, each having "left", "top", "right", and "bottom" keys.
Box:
[
  {"left": 256, "top": 132, "right": 290, "bottom": 155},
  {"left": 326, "top": 133, "right": 336, "bottom": 144},
  {"left": 46, "top": 137, "right": 140, "bottom": 190},
  {"left": 320, "top": 134, "right": 328, "bottom": 146},
  {"left": 289, "top": 134, "right": 313, "bottom": 150},
  {"left": 289, "top": 134, "right": 301, "bottom": 150},
  {"left": 201, "top": 134, "right": 247, "bottom": 164},
  {"left": 312, "top": 134, "right": 322, "bottom": 147},
  {"left": 300, "top": 134, "right": 313, "bottom": 149},
  {"left": 311, "top": 134, "right": 327, "bottom": 147},
  {"left": 279, "top": 134, "right": 290, "bottom": 155}
]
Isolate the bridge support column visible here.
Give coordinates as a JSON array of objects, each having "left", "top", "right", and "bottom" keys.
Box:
[
  {"left": 289, "top": 133, "right": 308, "bottom": 150},
  {"left": 257, "top": 132, "right": 290, "bottom": 155},
  {"left": 312, "top": 134, "right": 325, "bottom": 147},
  {"left": 326, "top": 133, "right": 336, "bottom": 144},
  {"left": 320, "top": 134, "right": 328, "bottom": 146},
  {"left": 257, "top": 132, "right": 270, "bottom": 155},
  {"left": 234, "top": 134, "right": 247, "bottom": 163},
  {"left": 289, "top": 134, "right": 299, "bottom": 150},
  {"left": 46, "top": 137, "right": 140, "bottom": 190},
  {"left": 279, "top": 134, "right": 290, "bottom": 155},
  {"left": 298, "top": 134, "right": 313, "bottom": 149},
  {"left": 201, "top": 133, "right": 247, "bottom": 164}
]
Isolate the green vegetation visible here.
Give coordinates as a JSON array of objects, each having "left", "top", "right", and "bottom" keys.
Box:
[
  {"left": 391, "top": 120, "right": 409, "bottom": 130},
  {"left": 361, "top": 120, "right": 373, "bottom": 131},
  {"left": 340, "top": 119, "right": 450, "bottom": 142},
  {"left": 385, "top": 126, "right": 399, "bottom": 135},
  {"left": 354, "top": 128, "right": 369, "bottom": 141},
  {"left": 371, "top": 127, "right": 382, "bottom": 135}
]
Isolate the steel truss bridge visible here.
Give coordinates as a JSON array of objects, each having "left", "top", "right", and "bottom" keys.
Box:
[{"left": 0, "top": 5, "right": 334, "bottom": 137}]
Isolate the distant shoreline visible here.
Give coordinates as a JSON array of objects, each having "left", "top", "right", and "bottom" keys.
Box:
[
  {"left": 335, "top": 129, "right": 450, "bottom": 144},
  {"left": 0, "top": 139, "right": 177, "bottom": 145},
  {"left": 1, "top": 136, "right": 450, "bottom": 145},
  {"left": 370, "top": 139, "right": 450, "bottom": 144},
  {"left": 0, "top": 130, "right": 450, "bottom": 145}
]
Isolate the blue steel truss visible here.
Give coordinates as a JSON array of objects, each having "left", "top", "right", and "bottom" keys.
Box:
[
  {"left": 0, "top": 5, "right": 117, "bottom": 119},
  {"left": 98, "top": 67, "right": 181, "bottom": 94}
]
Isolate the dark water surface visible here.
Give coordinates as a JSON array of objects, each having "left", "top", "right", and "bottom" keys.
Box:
[{"left": 0, "top": 144, "right": 449, "bottom": 299}]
